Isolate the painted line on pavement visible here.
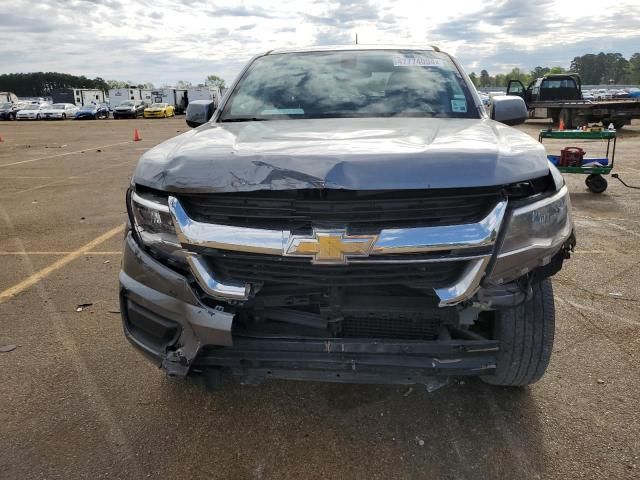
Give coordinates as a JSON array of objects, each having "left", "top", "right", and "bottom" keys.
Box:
[
  {"left": 0, "top": 141, "right": 131, "bottom": 168},
  {"left": 0, "top": 251, "right": 122, "bottom": 255},
  {"left": 0, "top": 225, "right": 124, "bottom": 304}
]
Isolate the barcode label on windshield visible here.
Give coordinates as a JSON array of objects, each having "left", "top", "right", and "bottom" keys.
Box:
[{"left": 393, "top": 55, "right": 444, "bottom": 67}]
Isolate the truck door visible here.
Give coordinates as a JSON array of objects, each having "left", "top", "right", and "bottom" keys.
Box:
[{"left": 507, "top": 80, "right": 526, "bottom": 105}]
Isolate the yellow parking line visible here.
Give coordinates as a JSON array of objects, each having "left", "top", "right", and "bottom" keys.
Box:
[
  {"left": 0, "top": 225, "right": 125, "bottom": 304},
  {"left": 0, "top": 251, "right": 122, "bottom": 255},
  {"left": 0, "top": 141, "right": 132, "bottom": 168}
]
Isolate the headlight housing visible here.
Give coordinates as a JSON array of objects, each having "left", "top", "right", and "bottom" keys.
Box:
[
  {"left": 488, "top": 185, "right": 572, "bottom": 284},
  {"left": 129, "top": 189, "right": 186, "bottom": 264}
]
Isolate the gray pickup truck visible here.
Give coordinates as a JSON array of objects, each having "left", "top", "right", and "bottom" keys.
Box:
[{"left": 120, "top": 46, "right": 575, "bottom": 390}]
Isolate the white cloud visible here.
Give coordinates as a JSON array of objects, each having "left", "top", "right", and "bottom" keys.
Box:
[{"left": 1, "top": 0, "right": 639, "bottom": 86}]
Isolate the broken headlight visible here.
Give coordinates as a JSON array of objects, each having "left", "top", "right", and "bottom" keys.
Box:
[
  {"left": 129, "top": 189, "right": 186, "bottom": 264},
  {"left": 488, "top": 185, "right": 572, "bottom": 284}
]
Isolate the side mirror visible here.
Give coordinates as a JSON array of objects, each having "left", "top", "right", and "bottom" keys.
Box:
[
  {"left": 185, "top": 100, "right": 215, "bottom": 128},
  {"left": 490, "top": 95, "right": 528, "bottom": 126}
]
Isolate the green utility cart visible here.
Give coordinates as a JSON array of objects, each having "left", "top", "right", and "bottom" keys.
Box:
[{"left": 539, "top": 129, "right": 616, "bottom": 193}]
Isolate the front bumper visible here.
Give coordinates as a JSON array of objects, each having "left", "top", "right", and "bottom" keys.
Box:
[
  {"left": 144, "top": 111, "right": 165, "bottom": 118},
  {"left": 120, "top": 233, "right": 499, "bottom": 381},
  {"left": 114, "top": 110, "right": 137, "bottom": 118}
]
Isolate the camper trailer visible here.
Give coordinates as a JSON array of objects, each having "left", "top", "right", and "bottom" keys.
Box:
[
  {"left": 51, "top": 88, "right": 105, "bottom": 106},
  {"left": 187, "top": 86, "right": 223, "bottom": 108},
  {"left": 150, "top": 89, "right": 188, "bottom": 113},
  {"left": 0, "top": 92, "right": 19, "bottom": 103},
  {"left": 108, "top": 88, "right": 143, "bottom": 108}
]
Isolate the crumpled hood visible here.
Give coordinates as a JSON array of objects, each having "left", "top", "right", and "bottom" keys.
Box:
[{"left": 133, "top": 117, "right": 550, "bottom": 193}]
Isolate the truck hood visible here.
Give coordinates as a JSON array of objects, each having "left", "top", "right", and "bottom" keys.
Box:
[{"left": 133, "top": 117, "right": 551, "bottom": 193}]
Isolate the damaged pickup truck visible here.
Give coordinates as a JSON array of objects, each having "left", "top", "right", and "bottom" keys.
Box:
[{"left": 120, "top": 46, "right": 575, "bottom": 390}]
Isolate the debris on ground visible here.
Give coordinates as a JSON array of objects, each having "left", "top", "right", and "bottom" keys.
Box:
[
  {"left": 76, "top": 303, "right": 93, "bottom": 312},
  {"left": 403, "top": 387, "right": 413, "bottom": 397},
  {"left": 608, "top": 292, "right": 623, "bottom": 297},
  {"left": 103, "top": 260, "right": 110, "bottom": 264},
  {"left": 0, "top": 344, "right": 17, "bottom": 353},
  {"left": 415, "top": 437, "right": 425, "bottom": 447},
  {"left": 597, "top": 379, "right": 605, "bottom": 384}
]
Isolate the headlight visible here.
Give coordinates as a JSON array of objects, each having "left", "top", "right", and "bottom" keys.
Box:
[
  {"left": 488, "top": 185, "right": 572, "bottom": 284},
  {"left": 129, "top": 190, "right": 186, "bottom": 263}
]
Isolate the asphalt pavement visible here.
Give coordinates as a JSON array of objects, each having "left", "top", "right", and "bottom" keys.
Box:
[{"left": 0, "top": 117, "right": 638, "bottom": 479}]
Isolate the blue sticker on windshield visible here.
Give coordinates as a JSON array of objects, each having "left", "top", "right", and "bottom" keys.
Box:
[{"left": 451, "top": 99, "right": 467, "bottom": 113}]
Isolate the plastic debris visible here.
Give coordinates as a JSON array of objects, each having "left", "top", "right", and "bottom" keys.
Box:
[
  {"left": 0, "top": 344, "right": 17, "bottom": 353},
  {"left": 76, "top": 303, "right": 93, "bottom": 312}
]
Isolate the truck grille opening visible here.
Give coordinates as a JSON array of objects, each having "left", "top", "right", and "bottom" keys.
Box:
[
  {"left": 341, "top": 313, "right": 441, "bottom": 340},
  {"left": 178, "top": 188, "right": 501, "bottom": 233},
  {"left": 204, "top": 251, "right": 467, "bottom": 288}
]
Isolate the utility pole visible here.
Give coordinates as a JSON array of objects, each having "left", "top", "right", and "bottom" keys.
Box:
[{"left": 355, "top": 33, "right": 358, "bottom": 45}]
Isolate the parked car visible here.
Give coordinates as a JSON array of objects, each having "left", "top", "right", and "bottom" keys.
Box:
[
  {"left": 40, "top": 103, "right": 79, "bottom": 120},
  {"left": 75, "top": 104, "right": 110, "bottom": 120},
  {"left": 15, "top": 103, "right": 49, "bottom": 120},
  {"left": 121, "top": 46, "right": 575, "bottom": 390},
  {"left": 113, "top": 100, "right": 146, "bottom": 119},
  {"left": 0, "top": 102, "right": 27, "bottom": 120},
  {"left": 627, "top": 87, "right": 640, "bottom": 99},
  {"left": 581, "top": 90, "right": 594, "bottom": 101},
  {"left": 143, "top": 102, "right": 175, "bottom": 118}
]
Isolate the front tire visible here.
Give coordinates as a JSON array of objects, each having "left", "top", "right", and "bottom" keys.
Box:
[{"left": 482, "top": 279, "right": 555, "bottom": 387}]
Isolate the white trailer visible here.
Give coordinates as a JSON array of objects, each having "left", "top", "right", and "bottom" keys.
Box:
[
  {"left": 0, "top": 92, "right": 19, "bottom": 103},
  {"left": 140, "top": 89, "right": 153, "bottom": 105},
  {"left": 51, "top": 88, "right": 105, "bottom": 106},
  {"left": 108, "top": 88, "right": 144, "bottom": 108},
  {"left": 151, "top": 89, "right": 188, "bottom": 113}
]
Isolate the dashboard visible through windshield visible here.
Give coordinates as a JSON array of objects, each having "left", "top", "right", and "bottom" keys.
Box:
[{"left": 220, "top": 50, "right": 479, "bottom": 121}]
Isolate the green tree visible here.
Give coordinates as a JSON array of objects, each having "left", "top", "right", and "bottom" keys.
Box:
[
  {"left": 479, "top": 70, "right": 490, "bottom": 87},
  {"left": 530, "top": 66, "right": 550, "bottom": 79},
  {"left": 107, "top": 79, "right": 129, "bottom": 89},
  {"left": 468, "top": 72, "right": 478, "bottom": 87},
  {"left": 175, "top": 80, "right": 193, "bottom": 89},
  {"left": 206, "top": 74, "right": 226, "bottom": 89},
  {"left": 628, "top": 53, "right": 640, "bottom": 84}
]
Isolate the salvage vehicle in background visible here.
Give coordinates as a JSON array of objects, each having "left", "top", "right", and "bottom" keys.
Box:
[
  {"left": 121, "top": 46, "right": 575, "bottom": 390},
  {"left": 507, "top": 73, "right": 640, "bottom": 129},
  {"left": 74, "top": 103, "right": 110, "bottom": 119},
  {"left": 0, "top": 101, "right": 27, "bottom": 120},
  {"left": 143, "top": 102, "right": 175, "bottom": 118},
  {"left": 40, "top": 103, "right": 79, "bottom": 120},
  {"left": 15, "top": 103, "right": 49, "bottom": 120},
  {"left": 113, "top": 100, "right": 146, "bottom": 119}
]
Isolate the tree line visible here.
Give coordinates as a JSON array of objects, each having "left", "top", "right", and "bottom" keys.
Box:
[
  {"left": 0, "top": 72, "right": 226, "bottom": 97},
  {"left": 469, "top": 52, "right": 640, "bottom": 88}
]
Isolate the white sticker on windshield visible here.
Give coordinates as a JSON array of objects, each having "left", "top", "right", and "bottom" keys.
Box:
[
  {"left": 393, "top": 55, "right": 444, "bottom": 67},
  {"left": 451, "top": 99, "right": 467, "bottom": 113}
]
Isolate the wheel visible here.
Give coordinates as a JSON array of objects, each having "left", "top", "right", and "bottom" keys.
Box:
[
  {"left": 10, "top": 112, "right": 16, "bottom": 121},
  {"left": 36, "top": 114, "right": 40, "bottom": 120},
  {"left": 163, "top": 111, "right": 167, "bottom": 118},
  {"left": 62, "top": 113, "right": 66, "bottom": 120},
  {"left": 482, "top": 279, "right": 555, "bottom": 386},
  {"left": 585, "top": 174, "right": 608, "bottom": 193}
]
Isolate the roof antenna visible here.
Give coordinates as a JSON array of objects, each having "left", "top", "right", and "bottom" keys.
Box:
[{"left": 355, "top": 33, "right": 358, "bottom": 45}]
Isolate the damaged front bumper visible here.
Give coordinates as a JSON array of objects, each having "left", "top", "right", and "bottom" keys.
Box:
[{"left": 120, "top": 233, "right": 501, "bottom": 382}]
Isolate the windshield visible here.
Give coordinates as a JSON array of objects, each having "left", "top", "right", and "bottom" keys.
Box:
[
  {"left": 0, "top": 103, "right": 11, "bottom": 109},
  {"left": 150, "top": 103, "right": 165, "bottom": 108},
  {"left": 24, "top": 104, "right": 40, "bottom": 110},
  {"left": 120, "top": 101, "right": 135, "bottom": 107},
  {"left": 220, "top": 50, "right": 478, "bottom": 121},
  {"left": 80, "top": 106, "right": 96, "bottom": 111},
  {"left": 51, "top": 104, "right": 66, "bottom": 109}
]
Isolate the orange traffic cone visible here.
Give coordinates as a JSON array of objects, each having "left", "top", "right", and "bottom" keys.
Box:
[
  {"left": 558, "top": 118, "right": 565, "bottom": 131},
  {"left": 133, "top": 128, "right": 141, "bottom": 142}
]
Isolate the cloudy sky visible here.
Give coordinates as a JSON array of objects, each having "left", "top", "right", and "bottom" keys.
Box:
[{"left": 2, "top": 0, "right": 640, "bottom": 86}]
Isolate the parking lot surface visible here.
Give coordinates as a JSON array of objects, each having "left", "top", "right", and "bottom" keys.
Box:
[{"left": 1, "top": 118, "right": 639, "bottom": 479}]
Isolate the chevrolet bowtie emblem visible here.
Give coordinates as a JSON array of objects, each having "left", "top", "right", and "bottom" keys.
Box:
[{"left": 285, "top": 230, "right": 378, "bottom": 264}]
